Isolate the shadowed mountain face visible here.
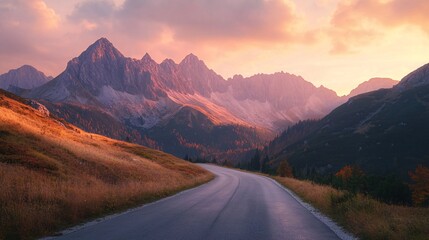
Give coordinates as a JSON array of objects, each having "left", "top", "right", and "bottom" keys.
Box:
[
  {"left": 0, "top": 65, "right": 52, "bottom": 91},
  {"left": 17, "top": 38, "right": 347, "bottom": 159},
  {"left": 266, "top": 63, "right": 429, "bottom": 179}
]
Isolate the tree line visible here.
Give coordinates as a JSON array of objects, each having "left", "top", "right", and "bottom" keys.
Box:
[{"left": 235, "top": 149, "right": 429, "bottom": 207}]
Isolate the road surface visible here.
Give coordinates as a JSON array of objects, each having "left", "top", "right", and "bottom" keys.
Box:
[{"left": 52, "top": 164, "right": 343, "bottom": 240}]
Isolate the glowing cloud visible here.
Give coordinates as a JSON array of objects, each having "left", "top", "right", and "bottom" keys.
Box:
[
  {"left": 329, "top": 0, "right": 429, "bottom": 53},
  {"left": 1, "top": 0, "right": 429, "bottom": 95}
]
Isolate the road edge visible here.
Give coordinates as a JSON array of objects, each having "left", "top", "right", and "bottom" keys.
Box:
[
  {"left": 40, "top": 176, "right": 215, "bottom": 239},
  {"left": 264, "top": 176, "right": 358, "bottom": 240}
]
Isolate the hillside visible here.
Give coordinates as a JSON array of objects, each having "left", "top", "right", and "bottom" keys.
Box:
[
  {"left": 265, "top": 63, "right": 429, "bottom": 179},
  {"left": 0, "top": 90, "right": 212, "bottom": 239}
]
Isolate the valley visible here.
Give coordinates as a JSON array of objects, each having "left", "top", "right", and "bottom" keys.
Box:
[
  {"left": 1, "top": 38, "right": 397, "bottom": 162},
  {"left": 0, "top": 40, "right": 428, "bottom": 239},
  {"left": 2, "top": 1, "right": 429, "bottom": 239}
]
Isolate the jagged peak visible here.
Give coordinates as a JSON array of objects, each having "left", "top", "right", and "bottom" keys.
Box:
[
  {"left": 89, "top": 37, "right": 115, "bottom": 50},
  {"left": 4, "top": 65, "right": 36, "bottom": 75},
  {"left": 161, "top": 58, "right": 176, "bottom": 64},
  {"left": 4, "top": 65, "right": 45, "bottom": 77},
  {"left": 94, "top": 37, "right": 110, "bottom": 44},
  {"left": 141, "top": 53, "right": 158, "bottom": 66},
  {"left": 161, "top": 58, "right": 177, "bottom": 66},
  {"left": 228, "top": 74, "right": 244, "bottom": 81},
  {"left": 142, "top": 53, "right": 153, "bottom": 61},
  {"left": 17, "top": 65, "right": 37, "bottom": 71},
  {"left": 79, "top": 37, "right": 124, "bottom": 62},
  {"left": 180, "top": 53, "right": 203, "bottom": 65}
]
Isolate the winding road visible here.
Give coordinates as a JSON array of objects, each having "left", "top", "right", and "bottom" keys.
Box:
[{"left": 51, "top": 164, "right": 345, "bottom": 240}]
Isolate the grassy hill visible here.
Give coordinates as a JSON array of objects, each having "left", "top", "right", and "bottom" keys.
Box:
[
  {"left": 268, "top": 85, "right": 429, "bottom": 179},
  {"left": 0, "top": 90, "right": 213, "bottom": 239}
]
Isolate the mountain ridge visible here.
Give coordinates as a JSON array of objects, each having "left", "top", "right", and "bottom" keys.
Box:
[
  {"left": 264, "top": 62, "right": 429, "bottom": 180},
  {"left": 0, "top": 65, "right": 52, "bottom": 91},
  {"left": 12, "top": 37, "right": 402, "bottom": 159},
  {"left": 348, "top": 77, "right": 398, "bottom": 97},
  {"left": 24, "top": 38, "right": 342, "bottom": 131}
]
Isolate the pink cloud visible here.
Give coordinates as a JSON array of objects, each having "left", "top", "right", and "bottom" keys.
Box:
[
  {"left": 0, "top": 0, "right": 66, "bottom": 74},
  {"left": 329, "top": 0, "right": 429, "bottom": 53},
  {"left": 68, "top": 0, "right": 304, "bottom": 43}
]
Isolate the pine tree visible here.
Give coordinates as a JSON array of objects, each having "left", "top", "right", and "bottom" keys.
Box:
[
  {"left": 250, "top": 149, "right": 261, "bottom": 171},
  {"left": 261, "top": 156, "right": 269, "bottom": 173}
]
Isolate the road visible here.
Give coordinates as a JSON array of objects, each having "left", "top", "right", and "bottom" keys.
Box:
[{"left": 52, "top": 164, "right": 343, "bottom": 240}]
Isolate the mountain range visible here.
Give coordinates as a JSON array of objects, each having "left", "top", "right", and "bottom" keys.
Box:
[
  {"left": 265, "top": 63, "right": 429, "bottom": 179},
  {"left": 0, "top": 65, "right": 52, "bottom": 91},
  {"left": 1, "top": 38, "right": 398, "bottom": 159}
]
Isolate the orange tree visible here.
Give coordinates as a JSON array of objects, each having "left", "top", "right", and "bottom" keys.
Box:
[
  {"left": 277, "top": 159, "right": 293, "bottom": 178},
  {"left": 409, "top": 165, "right": 429, "bottom": 206},
  {"left": 334, "top": 165, "right": 365, "bottom": 193}
]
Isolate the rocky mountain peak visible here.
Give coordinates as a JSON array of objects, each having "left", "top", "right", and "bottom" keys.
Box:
[
  {"left": 142, "top": 53, "right": 154, "bottom": 63},
  {"left": 0, "top": 65, "right": 51, "bottom": 90},
  {"left": 79, "top": 37, "right": 124, "bottom": 63},
  {"left": 160, "top": 59, "right": 177, "bottom": 71},
  {"left": 180, "top": 53, "right": 205, "bottom": 67}
]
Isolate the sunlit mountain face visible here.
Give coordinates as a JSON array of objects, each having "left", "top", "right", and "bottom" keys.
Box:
[
  {"left": 14, "top": 38, "right": 340, "bottom": 160},
  {"left": 1, "top": 37, "right": 403, "bottom": 161}
]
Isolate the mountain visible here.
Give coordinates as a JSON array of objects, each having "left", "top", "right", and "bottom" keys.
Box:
[
  {"left": 348, "top": 78, "right": 398, "bottom": 98},
  {"left": 0, "top": 89, "right": 211, "bottom": 239},
  {"left": 395, "top": 63, "right": 429, "bottom": 90},
  {"left": 21, "top": 38, "right": 343, "bottom": 159},
  {"left": 265, "top": 63, "right": 429, "bottom": 179},
  {"left": 0, "top": 65, "right": 51, "bottom": 91},
  {"left": 216, "top": 73, "right": 343, "bottom": 130}
]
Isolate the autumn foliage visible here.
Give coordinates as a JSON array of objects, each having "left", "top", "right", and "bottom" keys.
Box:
[
  {"left": 335, "top": 165, "right": 364, "bottom": 180},
  {"left": 334, "top": 165, "right": 365, "bottom": 193},
  {"left": 277, "top": 159, "right": 293, "bottom": 177},
  {"left": 409, "top": 165, "right": 429, "bottom": 206}
]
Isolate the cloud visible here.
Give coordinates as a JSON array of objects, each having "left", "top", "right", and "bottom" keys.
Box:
[
  {"left": 0, "top": 0, "right": 64, "bottom": 72},
  {"left": 329, "top": 0, "right": 429, "bottom": 53},
  {"left": 68, "top": 0, "right": 303, "bottom": 44}
]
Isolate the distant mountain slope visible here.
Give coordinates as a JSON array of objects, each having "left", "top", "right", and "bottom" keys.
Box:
[
  {"left": 348, "top": 78, "right": 398, "bottom": 98},
  {"left": 19, "top": 38, "right": 343, "bottom": 159},
  {"left": 266, "top": 63, "right": 429, "bottom": 179},
  {"left": 216, "top": 73, "right": 342, "bottom": 129},
  {"left": 0, "top": 65, "right": 51, "bottom": 90},
  {"left": 0, "top": 89, "right": 211, "bottom": 239}
]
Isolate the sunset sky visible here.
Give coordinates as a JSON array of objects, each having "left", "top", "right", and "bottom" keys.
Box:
[{"left": 1, "top": 0, "right": 429, "bottom": 95}]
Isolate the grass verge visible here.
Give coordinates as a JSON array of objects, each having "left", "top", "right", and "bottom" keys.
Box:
[
  {"left": 274, "top": 176, "right": 429, "bottom": 240},
  {"left": 0, "top": 92, "right": 213, "bottom": 239}
]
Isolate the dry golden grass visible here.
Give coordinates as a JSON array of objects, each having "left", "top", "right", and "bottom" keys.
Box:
[
  {"left": 274, "top": 176, "right": 429, "bottom": 240},
  {"left": 0, "top": 93, "right": 213, "bottom": 239}
]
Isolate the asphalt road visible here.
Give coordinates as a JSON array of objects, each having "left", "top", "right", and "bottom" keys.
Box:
[{"left": 52, "top": 164, "right": 342, "bottom": 240}]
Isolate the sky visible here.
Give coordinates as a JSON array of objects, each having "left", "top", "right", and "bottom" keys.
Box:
[{"left": 1, "top": 0, "right": 429, "bottom": 95}]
